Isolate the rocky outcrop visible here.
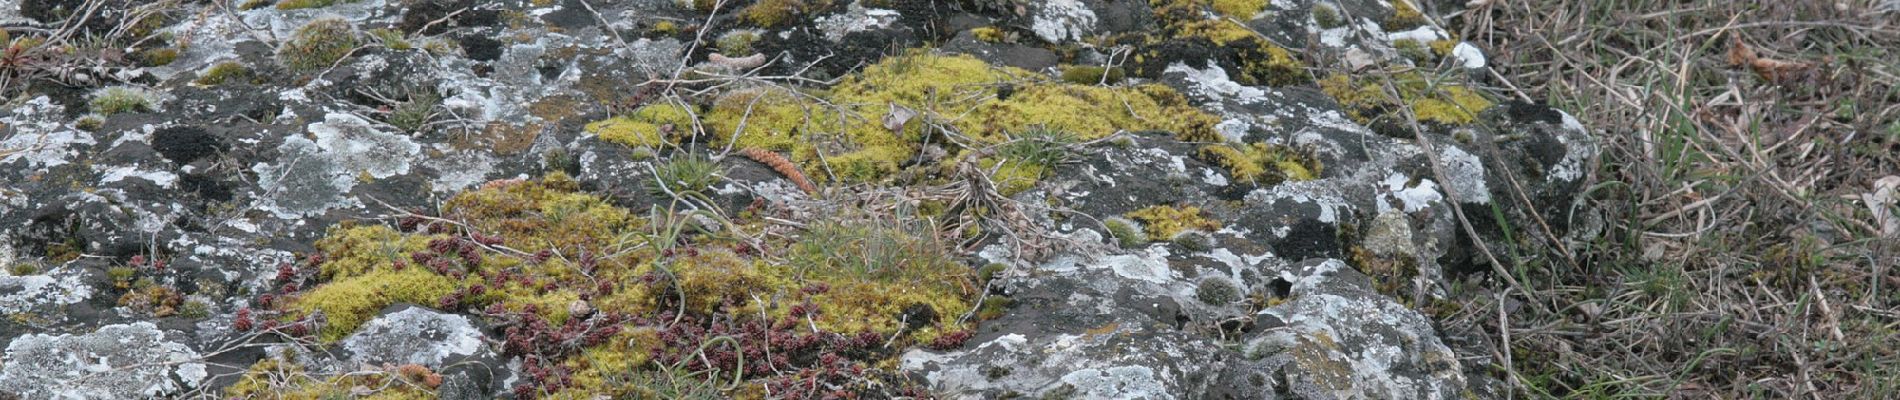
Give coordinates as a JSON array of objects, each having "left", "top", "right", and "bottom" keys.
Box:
[{"left": 0, "top": 0, "right": 1592, "bottom": 398}]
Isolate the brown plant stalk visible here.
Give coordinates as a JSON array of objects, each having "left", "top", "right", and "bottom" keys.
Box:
[{"left": 739, "top": 148, "right": 818, "bottom": 196}]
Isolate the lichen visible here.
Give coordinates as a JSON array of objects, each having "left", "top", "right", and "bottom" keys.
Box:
[
  {"left": 585, "top": 103, "right": 695, "bottom": 149},
  {"left": 1125, "top": 205, "right": 1221, "bottom": 241},
  {"left": 1134, "top": 2, "right": 1311, "bottom": 86}
]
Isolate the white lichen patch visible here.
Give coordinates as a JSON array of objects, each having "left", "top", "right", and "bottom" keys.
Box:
[
  {"left": 813, "top": 3, "right": 902, "bottom": 42},
  {"left": 1031, "top": 0, "right": 1097, "bottom": 43},
  {"left": 342, "top": 307, "right": 485, "bottom": 368},
  {"left": 1549, "top": 110, "right": 1593, "bottom": 183},
  {"left": 252, "top": 113, "right": 423, "bottom": 218},
  {"left": 0, "top": 322, "right": 207, "bottom": 398},
  {"left": 1248, "top": 180, "right": 1355, "bottom": 223},
  {"left": 1376, "top": 172, "right": 1441, "bottom": 213},
  {"left": 425, "top": 149, "right": 497, "bottom": 194},
  {"left": 0, "top": 270, "right": 93, "bottom": 315},
  {"left": 1450, "top": 42, "right": 1486, "bottom": 69},
  {"left": 1058, "top": 366, "right": 1174, "bottom": 399},
  {"left": 1435, "top": 145, "right": 1490, "bottom": 203},
  {"left": 311, "top": 113, "right": 421, "bottom": 179},
  {"left": 99, "top": 165, "right": 181, "bottom": 189},
  {"left": 1, "top": 97, "right": 95, "bottom": 170}
]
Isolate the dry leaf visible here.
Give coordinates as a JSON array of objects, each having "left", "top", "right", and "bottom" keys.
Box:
[
  {"left": 1864, "top": 176, "right": 1900, "bottom": 238},
  {"left": 707, "top": 53, "right": 766, "bottom": 69},
  {"left": 881, "top": 102, "right": 918, "bottom": 133},
  {"left": 1727, "top": 38, "right": 1816, "bottom": 86}
]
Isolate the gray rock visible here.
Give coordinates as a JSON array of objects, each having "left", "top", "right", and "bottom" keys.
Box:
[{"left": 0, "top": 322, "right": 208, "bottom": 399}]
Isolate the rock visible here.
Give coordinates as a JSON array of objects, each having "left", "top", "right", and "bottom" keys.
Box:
[{"left": 0, "top": 322, "right": 208, "bottom": 398}]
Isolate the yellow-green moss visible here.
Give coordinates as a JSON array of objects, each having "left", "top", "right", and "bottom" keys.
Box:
[
  {"left": 1394, "top": 39, "right": 1431, "bottom": 62},
  {"left": 136, "top": 48, "right": 179, "bottom": 67},
  {"left": 1125, "top": 205, "right": 1221, "bottom": 241},
  {"left": 1383, "top": 0, "right": 1427, "bottom": 31},
  {"left": 1317, "top": 72, "right": 1493, "bottom": 125},
  {"left": 1059, "top": 65, "right": 1126, "bottom": 85},
  {"left": 312, "top": 224, "right": 433, "bottom": 279},
  {"left": 1146, "top": 7, "right": 1311, "bottom": 87},
  {"left": 986, "top": 159, "right": 1047, "bottom": 196},
  {"left": 1200, "top": 142, "right": 1320, "bottom": 185},
  {"left": 1428, "top": 39, "right": 1458, "bottom": 57},
  {"left": 586, "top": 103, "right": 695, "bottom": 148},
  {"left": 741, "top": 0, "right": 827, "bottom": 27},
  {"left": 716, "top": 31, "right": 760, "bottom": 55},
  {"left": 225, "top": 354, "right": 438, "bottom": 399},
  {"left": 276, "top": 0, "right": 356, "bottom": 9},
  {"left": 1210, "top": 0, "right": 1268, "bottom": 19},
  {"left": 970, "top": 26, "right": 1006, "bottom": 43},
  {"left": 701, "top": 52, "right": 1218, "bottom": 183},
  {"left": 291, "top": 268, "right": 459, "bottom": 341},
  {"left": 194, "top": 61, "right": 251, "bottom": 86}
]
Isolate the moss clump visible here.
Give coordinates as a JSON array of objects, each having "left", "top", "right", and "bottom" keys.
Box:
[
  {"left": 368, "top": 28, "right": 411, "bottom": 50},
  {"left": 278, "top": 17, "right": 360, "bottom": 72},
  {"left": 716, "top": 30, "right": 760, "bottom": 55},
  {"left": 276, "top": 0, "right": 357, "bottom": 9},
  {"left": 194, "top": 61, "right": 252, "bottom": 86},
  {"left": 1196, "top": 276, "right": 1242, "bottom": 305},
  {"left": 136, "top": 47, "right": 179, "bottom": 67},
  {"left": 740, "top": 0, "right": 830, "bottom": 27},
  {"left": 1312, "top": 3, "right": 1343, "bottom": 29},
  {"left": 88, "top": 86, "right": 157, "bottom": 115},
  {"left": 1317, "top": 72, "right": 1493, "bottom": 125},
  {"left": 1383, "top": 0, "right": 1427, "bottom": 31},
  {"left": 1199, "top": 142, "right": 1320, "bottom": 185},
  {"left": 225, "top": 353, "right": 440, "bottom": 399},
  {"left": 1132, "top": 4, "right": 1311, "bottom": 87},
  {"left": 1125, "top": 205, "right": 1221, "bottom": 241},
  {"left": 702, "top": 52, "right": 1218, "bottom": 183},
  {"left": 74, "top": 114, "right": 105, "bottom": 131},
  {"left": 273, "top": 175, "right": 979, "bottom": 395},
  {"left": 1428, "top": 39, "right": 1458, "bottom": 57},
  {"left": 586, "top": 103, "right": 695, "bottom": 148},
  {"left": 1394, "top": 39, "right": 1431, "bottom": 62},
  {"left": 1059, "top": 65, "right": 1126, "bottom": 85},
  {"left": 1171, "top": 229, "right": 1215, "bottom": 251},
  {"left": 1210, "top": 0, "right": 1268, "bottom": 18},
  {"left": 386, "top": 90, "right": 439, "bottom": 133},
  {"left": 1103, "top": 217, "right": 1146, "bottom": 247},
  {"left": 970, "top": 26, "right": 1007, "bottom": 43}
]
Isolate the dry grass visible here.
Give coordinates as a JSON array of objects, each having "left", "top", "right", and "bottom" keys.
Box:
[{"left": 1445, "top": 0, "right": 1900, "bottom": 397}]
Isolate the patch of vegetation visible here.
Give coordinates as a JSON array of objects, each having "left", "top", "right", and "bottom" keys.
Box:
[
  {"left": 1316, "top": 72, "right": 1493, "bottom": 125},
  {"left": 1103, "top": 217, "right": 1146, "bottom": 248},
  {"left": 1209, "top": 0, "right": 1268, "bottom": 19},
  {"left": 703, "top": 52, "right": 1219, "bottom": 183},
  {"left": 88, "top": 86, "right": 157, "bottom": 115},
  {"left": 277, "top": 17, "right": 360, "bottom": 72},
  {"left": 1059, "top": 65, "right": 1126, "bottom": 85},
  {"left": 1199, "top": 142, "right": 1321, "bottom": 185},
  {"left": 1382, "top": 0, "right": 1427, "bottom": 31},
  {"left": 739, "top": 0, "right": 830, "bottom": 28},
  {"left": 135, "top": 47, "right": 179, "bottom": 67},
  {"left": 586, "top": 103, "right": 695, "bottom": 149},
  {"left": 1125, "top": 205, "right": 1221, "bottom": 242},
  {"left": 386, "top": 89, "right": 440, "bottom": 133},
  {"left": 276, "top": 0, "right": 359, "bottom": 9},
  {"left": 74, "top": 114, "right": 105, "bottom": 131},
  {"left": 1312, "top": 3, "right": 1342, "bottom": 29},
  {"left": 970, "top": 26, "right": 1007, "bottom": 43},
  {"left": 250, "top": 175, "right": 968, "bottom": 397},
  {"left": 647, "top": 154, "right": 723, "bottom": 197},
  {"left": 715, "top": 31, "right": 759, "bottom": 55},
  {"left": 194, "top": 61, "right": 252, "bottom": 86},
  {"left": 1195, "top": 276, "right": 1242, "bottom": 305},
  {"left": 1127, "top": 0, "right": 1311, "bottom": 87}
]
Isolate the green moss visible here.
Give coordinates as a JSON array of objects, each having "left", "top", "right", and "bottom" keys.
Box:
[
  {"left": 586, "top": 103, "right": 695, "bottom": 148},
  {"left": 1312, "top": 3, "right": 1343, "bottom": 29},
  {"left": 136, "top": 48, "right": 179, "bottom": 67},
  {"left": 1210, "top": 0, "right": 1268, "bottom": 18},
  {"left": 986, "top": 159, "right": 1046, "bottom": 196},
  {"left": 1196, "top": 277, "right": 1241, "bottom": 305},
  {"left": 1318, "top": 72, "right": 1493, "bottom": 125},
  {"left": 1059, "top": 65, "right": 1126, "bottom": 85},
  {"left": 278, "top": 17, "right": 359, "bottom": 72},
  {"left": 311, "top": 225, "right": 432, "bottom": 279},
  {"left": 1383, "top": 0, "right": 1427, "bottom": 31},
  {"left": 652, "top": 21, "right": 679, "bottom": 35},
  {"left": 239, "top": 0, "right": 273, "bottom": 10},
  {"left": 1199, "top": 142, "right": 1320, "bottom": 185},
  {"left": 977, "top": 295, "right": 1011, "bottom": 320},
  {"left": 648, "top": 153, "right": 723, "bottom": 196},
  {"left": 1394, "top": 38, "right": 1431, "bottom": 62},
  {"left": 7, "top": 263, "right": 37, "bottom": 276},
  {"left": 1125, "top": 205, "right": 1221, "bottom": 241},
  {"left": 703, "top": 52, "right": 1217, "bottom": 183},
  {"left": 194, "top": 61, "right": 251, "bottom": 86},
  {"left": 88, "top": 86, "right": 156, "bottom": 115},
  {"left": 1148, "top": 11, "right": 1310, "bottom": 87},
  {"left": 292, "top": 268, "right": 459, "bottom": 341},
  {"left": 740, "top": 0, "right": 828, "bottom": 27},
  {"left": 1103, "top": 217, "right": 1146, "bottom": 247},
  {"left": 74, "top": 114, "right": 105, "bottom": 131},
  {"left": 1428, "top": 39, "right": 1458, "bottom": 57},
  {"left": 276, "top": 0, "right": 356, "bottom": 9},
  {"left": 386, "top": 90, "right": 439, "bottom": 133},
  {"left": 226, "top": 354, "right": 440, "bottom": 399},
  {"left": 971, "top": 26, "right": 1007, "bottom": 43},
  {"left": 716, "top": 31, "right": 760, "bottom": 55}
]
